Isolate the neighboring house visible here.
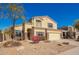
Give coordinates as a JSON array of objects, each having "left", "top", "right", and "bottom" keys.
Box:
[
  {"left": 15, "top": 16, "right": 61, "bottom": 41},
  {"left": 61, "top": 26, "right": 79, "bottom": 39},
  {"left": 75, "top": 29, "right": 79, "bottom": 39}
]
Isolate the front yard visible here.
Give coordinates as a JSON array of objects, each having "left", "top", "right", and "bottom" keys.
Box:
[{"left": 0, "top": 40, "right": 76, "bottom": 55}]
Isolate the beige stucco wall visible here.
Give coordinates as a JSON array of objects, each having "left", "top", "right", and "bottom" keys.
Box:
[
  {"left": 14, "top": 25, "right": 22, "bottom": 31},
  {"left": 25, "top": 23, "right": 33, "bottom": 32},
  {"left": 15, "top": 23, "right": 33, "bottom": 32},
  {"left": 32, "top": 16, "right": 57, "bottom": 29}
]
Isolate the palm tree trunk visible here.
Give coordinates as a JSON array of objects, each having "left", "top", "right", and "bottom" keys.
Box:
[
  {"left": 12, "top": 18, "right": 16, "bottom": 40},
  {"left": 22, "top": 22, "right": 25, "bottom": 40}
]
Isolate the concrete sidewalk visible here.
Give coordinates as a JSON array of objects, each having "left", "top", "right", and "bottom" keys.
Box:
[
  {"left": 59, "top": 47, "right": 79, "bottom": 55},
  {"left": 58, "top": 39, "right": 79, "bottom": 55}
]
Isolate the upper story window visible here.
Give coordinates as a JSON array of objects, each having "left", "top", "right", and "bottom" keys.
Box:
[
  {"left": 48, "top": 23, "right": 53, "bottom": 28},
  {"left": 36, "top": 20, "right": 42, "bottom": 27}
]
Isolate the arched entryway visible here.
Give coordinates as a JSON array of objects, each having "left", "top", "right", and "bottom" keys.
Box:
[{"left": 27, "top": 28, "right": 32, "bottom": 40}]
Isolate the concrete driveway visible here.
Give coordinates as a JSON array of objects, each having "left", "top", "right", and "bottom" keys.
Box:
[{"left": 58, "top": 39, "right": 79, "bottom": 55}]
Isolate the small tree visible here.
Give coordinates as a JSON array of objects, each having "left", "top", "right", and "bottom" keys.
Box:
[
  {"left": 9, "top": 4, "right": 21, "bottom": 40},
  {"left": 74, "top": 20, "right": 79, "bottom": 30},
  {"left": 0, "top": 4, "right": 26, "bottom": 41}
]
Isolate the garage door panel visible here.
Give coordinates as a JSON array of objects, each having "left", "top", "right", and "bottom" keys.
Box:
[{"left": 48, "top": 33, "right": 60, "bottom": 41}]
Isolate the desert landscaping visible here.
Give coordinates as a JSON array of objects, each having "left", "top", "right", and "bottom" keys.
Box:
[
  {"left": 0, "top": 3, "right": 79, "bottom": 55},
  {"left": 0, "top": 40, "right": 76, "bottom": 55}
]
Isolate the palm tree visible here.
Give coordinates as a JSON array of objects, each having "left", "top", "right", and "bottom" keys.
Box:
[{"left": 21, "top": 16, "right": 26, "bottom": 40}]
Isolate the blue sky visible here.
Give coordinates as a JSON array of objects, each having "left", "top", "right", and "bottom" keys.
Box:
[{"left": 0, "top": 3, "right": 79, "bottom": 30}]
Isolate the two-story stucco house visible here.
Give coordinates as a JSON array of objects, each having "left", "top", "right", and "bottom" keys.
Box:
[{"left": 15, "top": 16, "right": 61, "bottom": 41}]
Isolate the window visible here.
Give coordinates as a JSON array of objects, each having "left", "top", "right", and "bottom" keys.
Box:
[
  {"left": 36, "top": 32, "right": 44, "bottom": 36},
  {"left": 36, "top": 20, "right": 42, "bottom": 27},
  {"left": 48, "top": 23, "right": 53, "bottom": 28},
  {"left": 15, "top": 30, "right": 21, "bottom": 37}
]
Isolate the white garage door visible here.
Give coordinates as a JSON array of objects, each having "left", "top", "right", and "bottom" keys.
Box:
[{"left": 48, "top": 33, "right": 60, "bottom": 41}]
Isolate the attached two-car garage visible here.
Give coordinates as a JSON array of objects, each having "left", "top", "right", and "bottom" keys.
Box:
[{"left": 48, "top": 30, "right": 61, "bottom": 41}]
